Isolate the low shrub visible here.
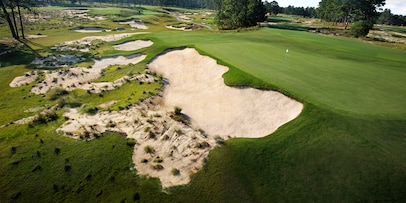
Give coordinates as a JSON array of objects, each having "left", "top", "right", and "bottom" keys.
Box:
[
  {"left": 144, "top": 145, "right": 155, "bottom": 154},
  {"left": 171, "top": 168, "right": 180, "bottom": 176},
  {"left": 126, "top": 138, "right": 136, "bottom": 146},
  {"left": 47, "top": 87, "right": 68, "bottom": 100},
  {"left": 151, "top": 164, "right": 164, "bottom": 170}
]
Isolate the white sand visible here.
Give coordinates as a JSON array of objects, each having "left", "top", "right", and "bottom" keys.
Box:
[
  {"left": 26, "top": 34, "right": 48, "bottom": 39},
  {"left": 165, "top": 25, "right": 192, "bottom": 31},
  {"left": 72, "top": 27, "right": 111, "bottom": 33},
  {"left": 55, "top": 48, "right": 303, "bottom": 188},
  {"left": 64, "top": 33, "right": 149, "bottom": 46},
  {"left": 113, "top": 40, "right": 153, "bottom": 51},
  {"left": 118, "top": 20, "right": 148, "bottom": 29},
  {"left": 9, "top": 71, "right": 39, "bottom": 87}
]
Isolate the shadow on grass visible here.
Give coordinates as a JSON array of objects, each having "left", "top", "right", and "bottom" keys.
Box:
[
  {"left": 0, "top": 41, "right": 38, "bottom": 67},
  {"left": 267, "top": 17, "right": 292, "bottom": 23},
  {"left": 268, "top": 24, "right": 310, "bottom": 32}
]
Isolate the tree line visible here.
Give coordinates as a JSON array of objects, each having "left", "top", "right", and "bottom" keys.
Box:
[
  {"left": 1, "top": 0, "right": 405, "bottom": 40},
  {"left": 31, "top": 0, "right": 214, "bottom": 9}
]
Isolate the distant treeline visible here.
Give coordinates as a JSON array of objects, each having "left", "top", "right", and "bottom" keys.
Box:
[
  {"left": 377, "top": 9, "right": 406, "bottom": 26},
  {"left": 33, "top": 0, "right": 215, "bottom": 9},
  {"left": 30, "top": 0, "right": 406, "bottom": 26}
]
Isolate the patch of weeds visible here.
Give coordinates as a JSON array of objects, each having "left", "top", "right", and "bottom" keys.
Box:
[
  {"left": 57, "top": 96, "right": 82, "bottom": 108},
  {"left": 106, "top": 120, "right": 116, "bottom": 128},
  {"left": 153, "top": 156, "right": 163, "bottom": 163},
  {"left": 171, "top": 168, "right": 180, "bottom": 176},
  {"left": 80, "top": 104, "right": 99, "bottom": 115},
  {"left": 195, "top": 141, "right": 210, "bottom": 149},
  {"left": 126, "top": 138, "right": 136, "bottom": 146},
  {"left": 47, "top": 87, "right": 68, "bottom": 100},
  {"left": 144, "top": 126, "right": 151, "bottom": 132},
  {"left": 31, "top": 109, "right": 58, "bottom": 125},
  {"left": 148, "top": 131, "right": 156, "bottom": 139},
  {"left": 161, "top": 134, "right": 170, "bottom": 141},
  {"left": 151, "top": 164, "right": 164, "bottom": 170},
  {"left": 214, "top": 135, "right": 225, "bottom": 145},
  {"left": 144, "top": 145, "right": 155, "bottom": 154},
  {"left": 175, "top": 129, "right": 184, "bottom": 136},
  {"left": 174, "top": 106, "right": 182, "bottom": 115}
]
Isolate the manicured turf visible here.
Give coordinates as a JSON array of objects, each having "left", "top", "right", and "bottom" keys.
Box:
[{"left": 1, "top": 6, "right": 406, "bottom": 202}]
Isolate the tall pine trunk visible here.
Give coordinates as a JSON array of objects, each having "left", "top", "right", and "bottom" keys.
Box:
[
  {"left": 0, "top": 0, "right": 18, "bottom": 39},
  {"left": 11, "top": 7, "right": 20, "bottom": 39},
  {"left": 17, "top": 4, "right": 25, "bottom": 39}
]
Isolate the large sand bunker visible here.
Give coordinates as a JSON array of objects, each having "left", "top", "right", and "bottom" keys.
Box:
[{"left": 149, "top": 48, "right": 303, "bottom": 138}]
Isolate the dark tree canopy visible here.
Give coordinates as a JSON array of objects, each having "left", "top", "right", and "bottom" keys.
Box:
[
  {"left": 214, "top": 0, "right": 266, "bottom": 30},
  {"left": 317, "top": 0, "right": 386, "bottom": 36}
]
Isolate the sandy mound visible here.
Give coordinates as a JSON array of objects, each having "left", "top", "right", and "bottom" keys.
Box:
[
  {"left": 118, "top": 20, "right": 148, "bottom": 29},
  {"left": 113, "top": 40, "right": 153, "bottom": 51},
  {"left": 165, "top": 25, "right": 192, "bottom": 31},
  {"left": 149, "top": 48, "right": 303, "bottom": 138},
  {"left": 55, "top": 48, "right": 303, "bottom": 188}
]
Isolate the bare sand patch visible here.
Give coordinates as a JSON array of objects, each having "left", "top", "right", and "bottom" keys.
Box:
[
  {"left": 118, "top": 20, "right": 148, "bottom": 29},
  {"left": 55, "top": 48, "right": 303, "bottom": 188},
  {"left": 9, "top": 71, "right": 39, "bottom": 87},
  {"left": 72, "top": 27, "right": 111, "bottom": 33},
  {"left": 26, "top": 34, "right": 48, "bottom": 39},
  {"left": 113, "top": 40, "right": 153, "bottom": 51},
  {"left": 64, "top": 33, "right": 149, "bottom": 46}
]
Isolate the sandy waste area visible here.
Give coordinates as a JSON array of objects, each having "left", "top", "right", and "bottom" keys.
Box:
[
  {"left": 64, "top": 33, "right": 148, "bottom": 46},
  {"left": 9, "top": 48, "right": 303, "bottom": 188}
]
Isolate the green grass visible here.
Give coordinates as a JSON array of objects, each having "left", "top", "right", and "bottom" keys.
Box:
[
  {"left": 1, "top": 6, "right": 406, "bottom": 203},
  {"left": 0, "top": 124, "right": 170, "bottom": 202}
]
